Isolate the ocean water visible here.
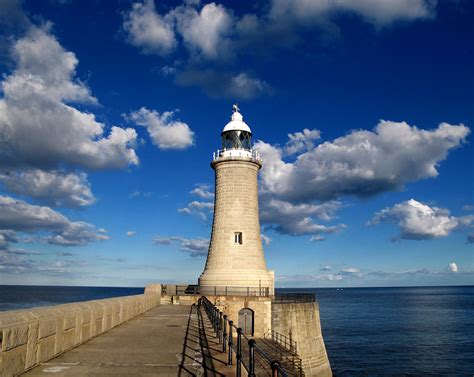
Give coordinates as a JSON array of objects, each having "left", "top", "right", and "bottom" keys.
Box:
[
  {"left": 279, "top": 286, "right": 474, "bottom": 376},
  {"left": 0, "top": 285, "right": 143, "bottom": 312},
  {"left": 0, "top": 285, "right": 472, "bottom": 375}
]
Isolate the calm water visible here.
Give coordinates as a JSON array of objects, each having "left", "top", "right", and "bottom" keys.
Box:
[{"left": 1, "top": 285, "right": 473, "bottom": 375}]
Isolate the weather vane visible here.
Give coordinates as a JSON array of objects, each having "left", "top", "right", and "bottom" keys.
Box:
[{"left": 232, "top": 103, "right": 240, "bottom": 113}]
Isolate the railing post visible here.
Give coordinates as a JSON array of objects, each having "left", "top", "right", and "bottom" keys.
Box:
[
  {"left": 228, "top": 321, "right": 234, "bottom": 365},
  {"left": 248, "top": 339, "right": 256, "bottom": 377},
  {"left": 236, "top": 328, "right": 242, "bottom": 377},
  {"left": 271, "top": 360, "right": 281, "bottom": 377},
  {"left": 219, "top": 311, "right": 223, "bottom": 344},
  {"left": 223, "top": 315, "right": 227, "bottom": 353}
]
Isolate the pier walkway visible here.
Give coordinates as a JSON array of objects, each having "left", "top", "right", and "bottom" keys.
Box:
[{"left": 22, "top": 303, "right": 229, "bottom": 377}]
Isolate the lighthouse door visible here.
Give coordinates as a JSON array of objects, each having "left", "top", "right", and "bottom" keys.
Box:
[{"left": 238, "top": 308, "right": 254, "bottom": 336}]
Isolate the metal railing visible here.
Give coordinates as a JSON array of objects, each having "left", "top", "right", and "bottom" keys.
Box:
[
  {"left": 273, "top": 293, "right": 315, "bottom": 303},
  {"left": 212, "top": 148, "right": 262, "bottom": 163},
  {"left": 162, "top": 285, "right": 270, "bottom": 297},
  {"left": 201, "top": 296, "right": 299, "bottom": 377},
  {"left": 264, "top": 330, "right": 298, "bottom": 355}
]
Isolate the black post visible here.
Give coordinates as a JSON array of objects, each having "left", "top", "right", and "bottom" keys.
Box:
[
  {"left": 223, "top": 315, "right": 227, "bottom": 353},
  {"left": 228, "top": 321, "right": 234, "bottom": 365},
  {"left": 271, "top": 360, "right": 281, "bottom": 377},
  {"left": 248, "top": 339, "right": 256, "bottom": 377},
  {"left": 236, "top": 328, "right": 242, "bottom": 377},
  {"left": 219, "top": 311, "right": 223, "bottom": 344}
]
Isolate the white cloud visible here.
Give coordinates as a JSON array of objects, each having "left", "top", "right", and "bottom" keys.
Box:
[
  {"left": 154, "top": 235, "right": 209, "bottom": 257},
  {"left": 126, "top": 231, "right": 136, "bottom": 237},
  {"left": 255, "top": 121, "right": 470, "bottom": 202},
  {"left": 260, "top": 197, "right": 345, "bottom": 236},
  {"left": 341, "top": 267, "right": 360, "bottom": 274},
  {"left": 284, "top": 128, "right": 321, "bottom": 155},
  {"left": 178, "top": 200, "right": 214, "bottom": 220},
  {"left": 0, "top": 169, "right": 95, "bottom": 207},
  {"left": 0, "top": 195, "right": 108, "bottom": 246},
  {"left": 447, "top": 262, "right": 458, "bottom": 273},
  {"left": 123, "top": 0, "right": 176, "bottom": 55},
  {"left": 126, "top": 107, "right": 194, "bottom": 150},
  {"left": 190, "top": 184, "right": 214, "bottom": 199},
  {"left": 261, "top": 234, "right": 271, "bottom": 245},
  {"left": 0, "top": 25, "right": 138, "bottom": 171},
  {"left": 370, "top": 199, "right": 473, "bottom": 240},
  {"left": 173, "top": 2, "right": 233, "bottom": 59},
  {"left": 269, "top": 0, "right": 435, "bottom": 27}
]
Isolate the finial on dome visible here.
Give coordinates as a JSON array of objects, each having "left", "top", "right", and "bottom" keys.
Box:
[{"left": 232, "top": 103, "right": 240, "bottom": 113}]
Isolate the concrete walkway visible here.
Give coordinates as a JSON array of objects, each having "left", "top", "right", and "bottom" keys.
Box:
[{"left": 22, "top": 304, "right": 228, "bottom": 377}]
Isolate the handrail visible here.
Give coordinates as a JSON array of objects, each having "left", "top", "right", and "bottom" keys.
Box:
[
  {"left": 264, "top": 329, "right": 298, "bottom": 355},
  {"left": 162, "top": 285, "right": 270, "bottom": 297},
  {"left": 201, "top": 296, "right": 297, "bottom": 377},
  {"left": 273, "top": 293, "right": 315, "bottom": 303}
]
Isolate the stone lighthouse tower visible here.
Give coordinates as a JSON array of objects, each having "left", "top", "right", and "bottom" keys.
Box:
[{"left": 199, "top": 105, "right": 274, "bottom": 295}]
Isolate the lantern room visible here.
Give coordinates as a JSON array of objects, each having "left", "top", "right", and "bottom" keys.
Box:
[{"left": 221, "top": 104, "right": 252, "bottom": 150}]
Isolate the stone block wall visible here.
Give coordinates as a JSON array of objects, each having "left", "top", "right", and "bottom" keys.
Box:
[
  {"left": 0, "top": 286, "right": 161, "bottom": 377},
  {"left": 212, "top": 296, "right": 272, "bottom": 338},
  {"left": 272, "top": 302, "right": 332, "bottom": 377}
]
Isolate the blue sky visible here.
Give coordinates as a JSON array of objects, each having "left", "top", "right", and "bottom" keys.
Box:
[{"left": 0, "top": 0, "right": 472, "bottom": 287}]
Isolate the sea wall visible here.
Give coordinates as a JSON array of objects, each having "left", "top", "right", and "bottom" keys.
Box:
[
  {"left": 0, "top": 284, "right": 161, "bottom": 377},
  {"left": 272, "top": 302, "right": 332, "bottom": 377}
]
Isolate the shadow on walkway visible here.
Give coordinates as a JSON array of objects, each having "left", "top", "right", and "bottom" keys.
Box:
[{"left": 178, "top": 303, "right": 227, "bottom": 377}]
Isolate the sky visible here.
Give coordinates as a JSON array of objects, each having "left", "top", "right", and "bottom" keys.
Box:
[{"left": 0, "top": 0, "right": 472, "bottom": 288}]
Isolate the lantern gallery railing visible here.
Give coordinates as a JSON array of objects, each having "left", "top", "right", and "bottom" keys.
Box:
[
  {"left": 212, "top": 148, "right": 263, "bottom": 162},
  {"left": 162, "top": 285, "right": 270, "bottom": 297},
  {"left": 201, "top": 296, "right": 302, "bottom": 377}
]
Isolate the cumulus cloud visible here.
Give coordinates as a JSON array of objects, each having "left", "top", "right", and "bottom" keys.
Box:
[
  {"left": 0, "top": 169, "right": 95, "bottom": 207},
  {"left": 447, "top": 262, "right": 458, "bottom": 273},
  {"left": 126, "top": 107, "right": 194, "bottom": 150},
  {"left": 190, "top": 184, "right": 214, "bottom": 199},
  {"left": 0, "top": 25, "right": 138, "bottom": 171},
  {"left": 269, "top": 0, "right": 435, "bottom": 27},
  {"left": 0, "top": 195, "right": 108, "bottom": 247},
  {"left": 123, "top": 0, "right": 176, "bottom": 55},
  {"left": 255, "top": 121, "right": 470, "bottom": 202},
  {"left": 284, "top": 128, "right": 321, "bottom": 156},
  {"left": 172, "top": 2, "right": 233, "bottom": 59},
  {"left": 260, "top": 197, "right": 345, "bottom": 237},
  {"left": 370, "top": 199, "right": 473, "bottom": 241},
  {"left": 126, "top": 231, "right": 136, "bottom": 237},
  {"left": 178, "top": 200, "right": 214, "bottom": 220},
  {"left": 175, "top": 69, "right": 271, "bottom": 100},
  {"left": 154, "top": 235, "right": 209, "bottom": 257}
]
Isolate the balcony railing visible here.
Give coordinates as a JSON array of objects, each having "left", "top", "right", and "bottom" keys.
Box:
[
  {"left": 212, "top": 148, "right": 262, "bottom": 163},
  {"left": 161, "top": 284, "right": 270, "bottom": 297}
]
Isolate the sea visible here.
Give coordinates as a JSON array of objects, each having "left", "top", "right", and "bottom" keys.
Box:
[{"left": 0, "top": 285, "right": 472, "bottom": 376}]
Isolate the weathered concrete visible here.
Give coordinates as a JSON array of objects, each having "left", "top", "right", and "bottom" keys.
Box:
[
  {"left": 0, "top": 286, "right": 161, "bottom": 377},
  {"left": 22, "top": 305, "right": 193, "bottom": 376},
  {"left": 272, "top": 302, "right": 332, "bottom": 377}
]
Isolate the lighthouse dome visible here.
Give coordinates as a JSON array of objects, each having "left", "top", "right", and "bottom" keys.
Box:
[{"left": 222, "top": 105, "right": 252, "bottom": 134}]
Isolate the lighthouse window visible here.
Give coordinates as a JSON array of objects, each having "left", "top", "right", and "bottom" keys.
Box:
[{"left": 234, "top": 232, "right": 243, "bottom": 244}]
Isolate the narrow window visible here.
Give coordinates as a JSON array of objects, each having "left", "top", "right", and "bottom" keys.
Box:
[{"left": 234, "top": 232, "right": 243, "bottom": 244}]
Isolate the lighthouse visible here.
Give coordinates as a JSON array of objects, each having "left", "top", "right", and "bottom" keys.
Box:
[{"left": 198, "top": 105, "right": 274, "bottom": 295}]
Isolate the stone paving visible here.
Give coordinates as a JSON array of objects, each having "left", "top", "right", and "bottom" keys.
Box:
[{"left": 22, "top": 304, "right": 230, "bottom": 377}]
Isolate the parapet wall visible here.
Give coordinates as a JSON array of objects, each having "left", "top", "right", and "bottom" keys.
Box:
[
  {"left": 272, "top": 301, "right": 332, "bottom": 377},
  {"left": 0, "top": 284, "right": 161, "bottom": 377}
]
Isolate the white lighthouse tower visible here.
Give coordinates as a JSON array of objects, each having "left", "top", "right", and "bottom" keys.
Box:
[{"left": 198, "top": 105, "right": 274, "bottom": 295}]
